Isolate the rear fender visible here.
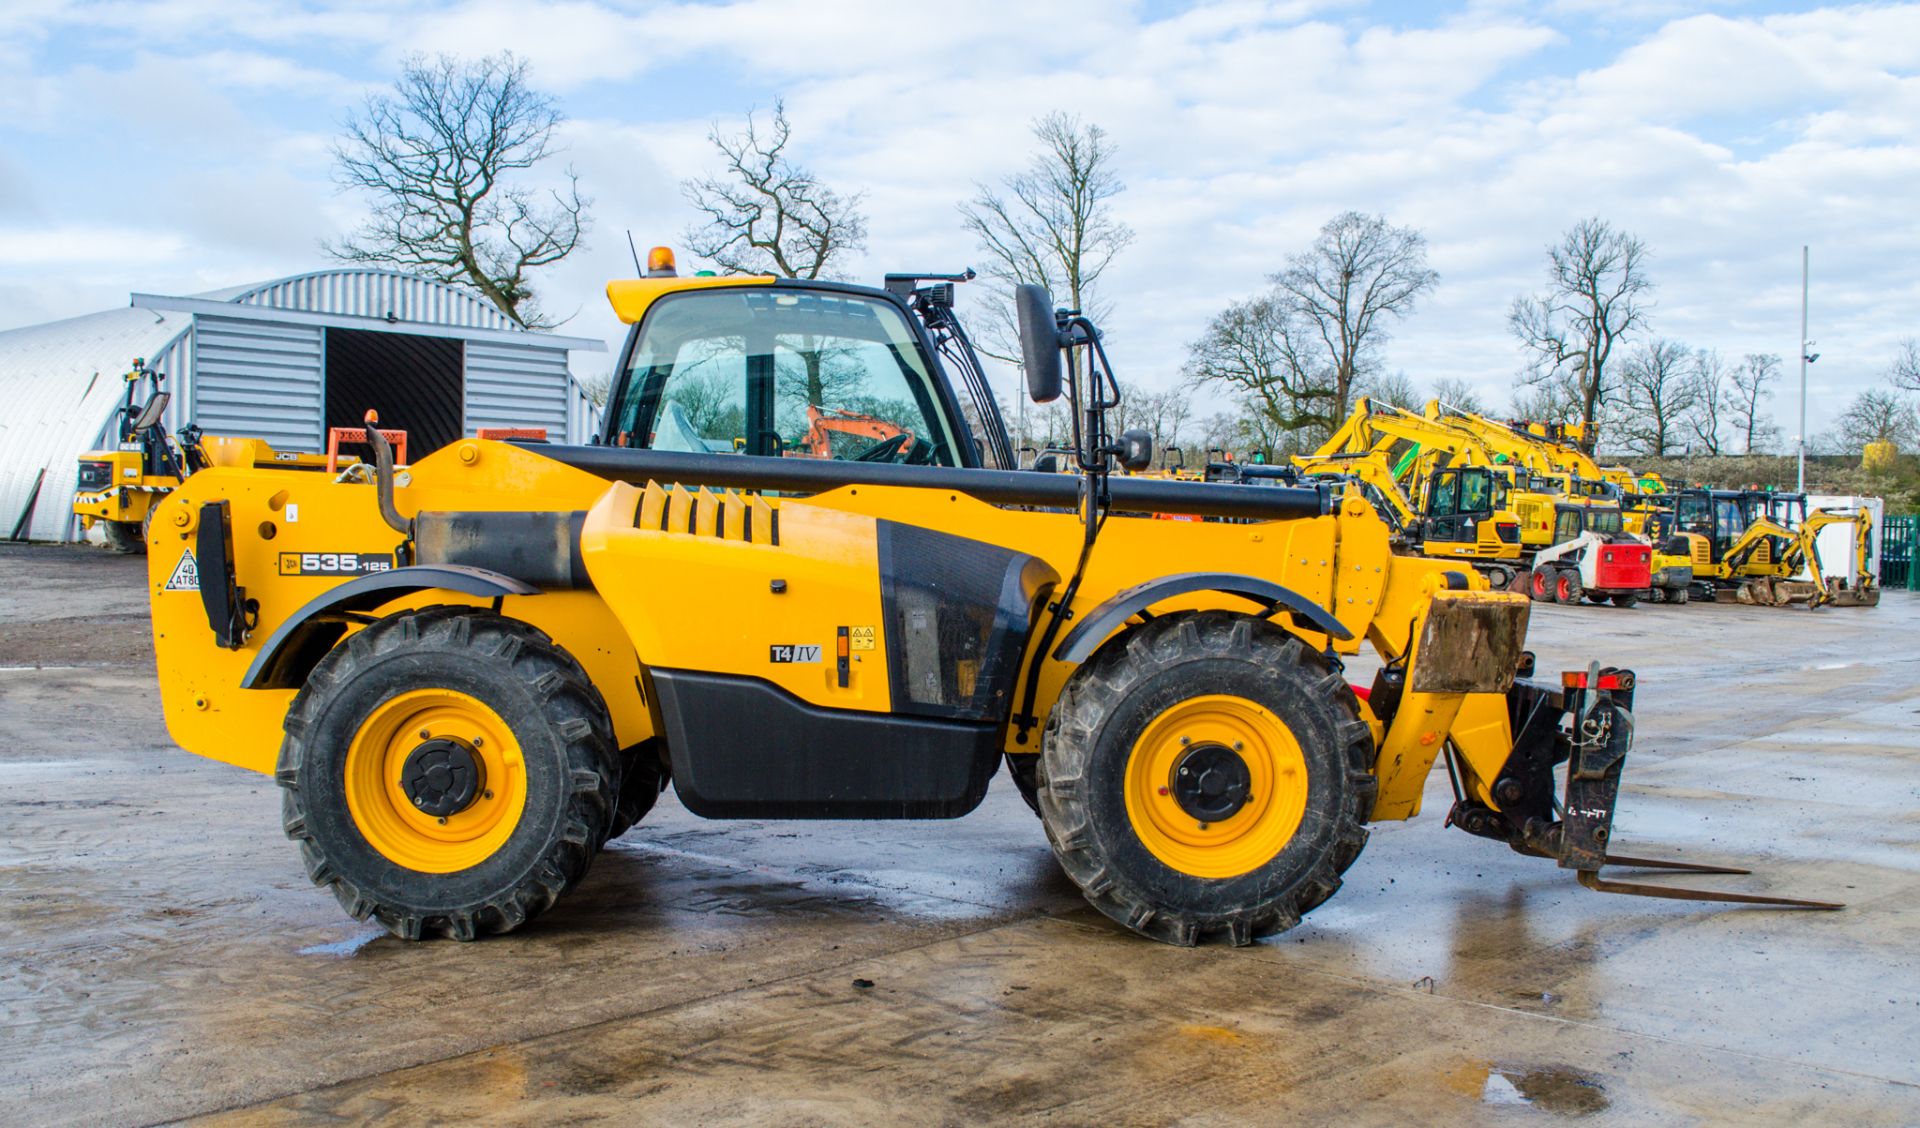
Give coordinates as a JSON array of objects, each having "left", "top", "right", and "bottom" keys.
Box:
[{"left": 240, "top": 565, "right": 538, "bottom": 689}]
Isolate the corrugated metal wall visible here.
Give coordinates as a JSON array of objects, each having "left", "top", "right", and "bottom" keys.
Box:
[
  {"left": 465, "top": 340, "right": 571, "bottom": 437},
  {"left": 235, "top": 270, "right": 517, "bottom": 331},
  {"left": 192, "top": 316, "right": 324, "bottom": 452}
]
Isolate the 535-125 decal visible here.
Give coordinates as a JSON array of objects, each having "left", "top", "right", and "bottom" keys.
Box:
[{"left": 278, "top": 552, "right": 395, "bottom": 577}]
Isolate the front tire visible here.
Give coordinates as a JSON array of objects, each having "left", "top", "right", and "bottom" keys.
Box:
[
  {"left": 1036, "top": 611, "right": 1374, "bottom": 947},
  {"left": 277, "top": 607, "right": 619, "bottom": 940}
]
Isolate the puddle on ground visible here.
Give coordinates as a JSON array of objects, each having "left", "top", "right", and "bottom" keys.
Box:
[
  {"left": 298, "top": 928, "right": 386, "bottom": 957},
  {"left": 1481, "top": 1064, "right": 1610, "bottom": 1114}
]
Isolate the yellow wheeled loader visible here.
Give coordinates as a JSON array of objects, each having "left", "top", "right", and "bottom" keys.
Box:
[{"left": 144, "top": 258, "right": 1833, "bottom": 945}]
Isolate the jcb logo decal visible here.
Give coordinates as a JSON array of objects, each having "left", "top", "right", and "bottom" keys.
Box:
[{"left": 769, "top": 644, "right": 822, "bottom": 664}]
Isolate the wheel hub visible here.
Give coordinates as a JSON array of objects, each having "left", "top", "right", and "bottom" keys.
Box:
[
  {"left": 1169, "top": 742, "right": 1253, "bottom": 823},
  {"left": 400, "top": 737, "right": 485, "bottom": 818}
]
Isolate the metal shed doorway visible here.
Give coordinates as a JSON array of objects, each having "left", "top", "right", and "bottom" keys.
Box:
[{"left": 324, "top": 327, "right": 464, "bottom": 455}]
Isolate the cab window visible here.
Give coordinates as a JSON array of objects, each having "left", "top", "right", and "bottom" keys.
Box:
[
  {"left": 1554, "top": 508, "right": 1584, "bottom": 543},
  {"left": 1427, "top": 472, "right": 1459, "bottom": 515},
  {"left": 606, "top": 288, "right": 962, "bottom": 465},
  {"left": 1589, "top": 509, "right": 1623, "bottom": 535},
  {"left": 1457, "top": 469, "right": 1492, "bottom": 514}
]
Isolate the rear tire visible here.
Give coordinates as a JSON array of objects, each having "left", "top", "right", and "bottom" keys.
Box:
[
  {"left": 1611, "top": 593, "right": 1639, "bottom": 608},
  {"left": 101, "top": 519, "right": 144, "bottom": 554},
  {"left": 1555, "top": 570, "right": 1584, "bottom": 604},
  {"left": 1036, "top": 611, "right": 1373, "bottom": 947},
  {"left": 1007, "top": 753, "right": 1042, "bottom": 815},
  {"left": 277, "top": 607, "right": 619, "bottom": 940},
  {"left": 606, "top": 738, "right": 668, "bottom": 840},
  {"left": 1671, "top": 586, "right": 1690, "bottom": 605}
]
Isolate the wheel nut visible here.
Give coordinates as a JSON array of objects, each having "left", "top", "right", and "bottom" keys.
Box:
[
  {"left": 1233, "top": 741, "right": 1243, "bottom": 751},
  {"left": 418, "top": 729, "right": 431, "bottom": 739},
  {"left": 1179, "top": 736, "right": 1191, "bottom": 745},
  {"left": 472, "top": 737, "right": 484, "bottom": 747},
  {"left": 484, "top": 790, "right": 494, "bottom": 800},
  {"left": 437, "top": 817, "right": 447, "bottom": 825},
  {"left": 1158, "top": 786, "right": 1169, "bottom": 796}
]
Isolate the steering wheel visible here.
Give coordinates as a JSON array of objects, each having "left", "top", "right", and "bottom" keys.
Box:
[{"left": 851, "top": 433, "right": 911, "bottom": 463}]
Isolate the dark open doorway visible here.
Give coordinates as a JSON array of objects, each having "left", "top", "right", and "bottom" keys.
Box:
[{"left": 324, "top": 328, "right": 465, "bottom": 456}]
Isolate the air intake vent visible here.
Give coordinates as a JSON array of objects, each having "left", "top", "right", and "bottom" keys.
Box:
[{"left": 632, "top": 481, "right": 779, "bottom": 545}]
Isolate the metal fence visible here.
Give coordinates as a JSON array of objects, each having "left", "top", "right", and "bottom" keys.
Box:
[{"left": 1884, "top": 514, "right": 1919, "bottom": 591}]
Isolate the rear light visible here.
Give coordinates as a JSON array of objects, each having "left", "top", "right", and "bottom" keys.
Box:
[
  {"left": 1563, "top": 670, "right": 1634, "bottom": 691},
  {"left": 1495, "top": 522, "right": 1520, "bottom": 543},
  {"left": 75, "top": 460, "right": 113, "bottom": 490},
  {"left": 1604, "top": 550, "right": 1615, "bottom": 562}
]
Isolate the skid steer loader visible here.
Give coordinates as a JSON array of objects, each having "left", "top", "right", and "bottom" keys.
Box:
[{"left": 144, "top": 256, "right": 1834, "bottom": 945}]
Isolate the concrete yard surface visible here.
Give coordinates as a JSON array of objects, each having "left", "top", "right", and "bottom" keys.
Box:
[{"left": 1, "top": 541, "right": 1916, "bottom": 1125}]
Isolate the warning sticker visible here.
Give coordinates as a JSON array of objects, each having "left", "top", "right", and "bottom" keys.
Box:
[
  {"left": 848, "top": 626, "right": 877, "bottom": 651},
  {"left": 769, "top": 644, "right": 822, "bottom": 664},
  {"left": 163, "top": 550, "right": 200, "bottom": 592}
]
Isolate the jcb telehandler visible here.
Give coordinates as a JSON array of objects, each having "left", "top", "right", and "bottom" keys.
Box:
[{"left": 144, "top": 257, "right": 1832, "bottom": 945}]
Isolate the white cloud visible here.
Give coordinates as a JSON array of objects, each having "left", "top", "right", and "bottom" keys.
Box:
[{"left": 0, "top": 0, "right": 1916, "bottom": 439}]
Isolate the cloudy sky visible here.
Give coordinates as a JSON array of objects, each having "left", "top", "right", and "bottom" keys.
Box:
[{"left": 2, "top": 0, "right": 1915, "bottom": 440}]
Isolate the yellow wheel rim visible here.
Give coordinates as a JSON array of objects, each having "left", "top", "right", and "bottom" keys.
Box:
[
  {"left": 1123, "top": 694, "right": 1308, "bottom": 880},
  {"left": 344, "top": 689, "right": 526, "bottom": 873}
]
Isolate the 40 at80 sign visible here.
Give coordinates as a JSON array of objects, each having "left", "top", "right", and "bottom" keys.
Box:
[{"left": 278, "top": 551, "right": 395, "bottom": 577}]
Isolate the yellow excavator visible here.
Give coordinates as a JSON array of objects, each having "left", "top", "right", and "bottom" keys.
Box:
[
  {"left": 1648, "top": 489, "right": 1879, "bottom": 607},
  {"left": 1298, "top": 400, "right": 1656, "bottom": 602},
  {"left": 1424, "top": 403, "right": 1692, "bottom": 602}
]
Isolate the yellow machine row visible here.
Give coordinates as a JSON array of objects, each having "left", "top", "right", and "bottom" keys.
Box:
[{"left": 143, "top": 259, "right": 1833, "bottom": 946}]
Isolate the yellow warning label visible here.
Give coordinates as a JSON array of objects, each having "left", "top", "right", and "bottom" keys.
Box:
[{"left": 849, "top": 625, "right": 877, "bottom": 651}]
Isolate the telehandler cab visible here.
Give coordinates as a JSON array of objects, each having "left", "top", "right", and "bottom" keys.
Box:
[{"left": 144, "top": 256, "right": 1835, "bottom": 945}]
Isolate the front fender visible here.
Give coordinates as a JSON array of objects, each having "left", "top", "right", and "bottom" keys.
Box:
[{"left": 1052, "top": 572, "right": 1352, "bottom": 664}]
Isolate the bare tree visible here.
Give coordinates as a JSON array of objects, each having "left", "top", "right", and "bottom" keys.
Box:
[
  {"left": 1430, "top": 376, "right": 1487, "bottom": 415},
  {"left": 1115, "top": 387, "right": 1194, "bottom": 455},
  {"left": 1887, "top": 337, "right": 1920, "bottom": 395},
  {"left": 1509, "top": 218, "right": 1653, "bottom": 452},
  {"left": 960, "top": 112, "right": 1134, "bottom": 361},
  {"left": 328, "top": 53, "right": 587, "bottom": 329},
  {"left": 1508, "top": 371, "right": 1583, "bottom": 427},
  {"left": 1616, "top": 339, "right": 1700, "bottom": 456},
  {"left": 1183, "top": 295, "right": 1340, "bottom": 444},
  {"left": 1270, "top": 211, "right": 1438, "bottom": 420},
  {"left": 1358, "top": 370, "right": 1421, "bottom": 410},
  {"left": 1729, "top": 353, "right": 1781, "bottom": 453},
  {"left": 684, "top": 100, "right": 867, "bottom": 280},
  {"left": 1836, "top": 388, "right": 1920, "bottom": 451},
  {"left": 1685, "top": 348, "right": 1728, "bottom": 455}
]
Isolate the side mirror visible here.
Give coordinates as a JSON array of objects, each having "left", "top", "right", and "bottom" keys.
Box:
[
  {"left": 132, "top": 391, "right": 171, "bottom": 433},
  {"left": 1014, "top": 284, "right": 1064, "bottom": 404},
  {"left": 1116, "top": 428, "right": 1152, "bottom": 473}
]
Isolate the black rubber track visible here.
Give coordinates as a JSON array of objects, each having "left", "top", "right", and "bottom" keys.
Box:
[
  {"left": 276, "top": 606, "right": 620, "bottom": 941},
  {"left": 1036, "top": 610, "right": 1375, "bottom": 947}
]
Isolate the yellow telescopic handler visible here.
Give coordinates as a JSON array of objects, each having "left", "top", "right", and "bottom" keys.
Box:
[{"left": 143, "top": 258, "right": 1835, "bottom": 945}]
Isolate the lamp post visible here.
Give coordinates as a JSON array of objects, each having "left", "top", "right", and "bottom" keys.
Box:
[{"left": 1797, "top": 246, "right": 1808, "bottom": 492}]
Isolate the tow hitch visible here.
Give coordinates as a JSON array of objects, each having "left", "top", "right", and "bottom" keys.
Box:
[{"left": 1447, "top": 664, "right": 1842, "bottom": 911}]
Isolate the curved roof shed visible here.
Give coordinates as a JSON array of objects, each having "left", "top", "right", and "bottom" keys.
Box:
[{"left": 1, "top": 269, "right": 605, "bottom": 542}]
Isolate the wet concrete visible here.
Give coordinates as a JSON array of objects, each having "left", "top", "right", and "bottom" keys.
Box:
[{"left": 1, "top": 540, "right": 1915, "bottom": 1125}]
